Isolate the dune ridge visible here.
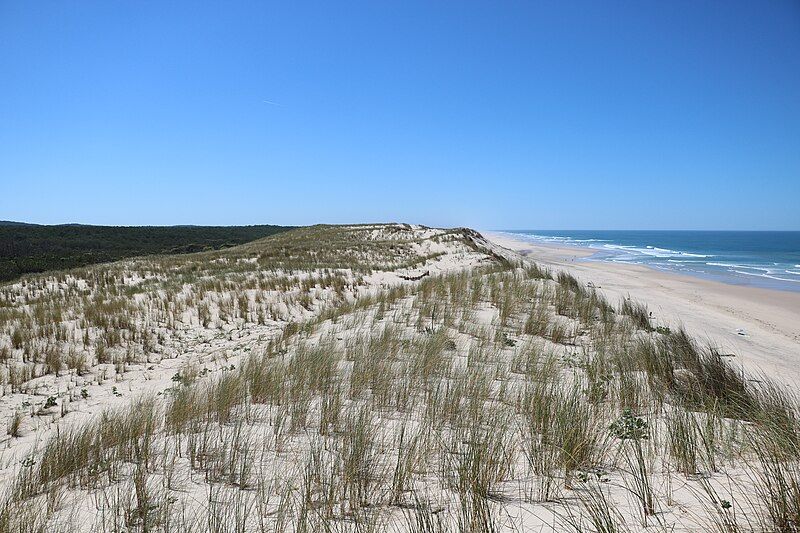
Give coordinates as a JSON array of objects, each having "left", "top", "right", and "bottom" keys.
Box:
[{"left": 0, "top": 224, "right": 797, "bottom": 531}]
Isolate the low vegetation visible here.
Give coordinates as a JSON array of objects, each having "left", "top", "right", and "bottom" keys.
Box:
[{"left": 0, "top": 223, "right": 796, "bottom": 531}]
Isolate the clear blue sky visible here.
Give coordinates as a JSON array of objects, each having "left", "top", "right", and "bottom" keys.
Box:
[{"left": 2, "top": 1, "right": 799, "bottom": 230}]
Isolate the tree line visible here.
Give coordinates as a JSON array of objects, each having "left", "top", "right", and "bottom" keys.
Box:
[{"left": 0, "top": 222, "right": 294, "bottom": 282}]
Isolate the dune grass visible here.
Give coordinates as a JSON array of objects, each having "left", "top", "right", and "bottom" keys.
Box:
[{"left": 0, "top": 224, "right": 797, "bottom": 531}]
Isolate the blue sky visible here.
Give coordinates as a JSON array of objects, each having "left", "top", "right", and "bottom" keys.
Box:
[{"left": 1, "top": 1, "right": 799, "bottom": 230}]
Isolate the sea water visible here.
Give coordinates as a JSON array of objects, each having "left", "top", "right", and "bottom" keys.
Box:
[{"left": 500, "top": 230, "right": 800, "bottom": 292}]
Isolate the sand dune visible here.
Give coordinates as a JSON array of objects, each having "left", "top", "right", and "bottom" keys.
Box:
[{"left": 2, "top": 225, "right": 800, "bottom": 531}]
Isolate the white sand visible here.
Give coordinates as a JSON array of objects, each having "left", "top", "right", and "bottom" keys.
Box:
[
  {"left": 0, "top": 225, "right": 498, "bottom": 484},
  {"left": 484, "top": 231, "right": 800, "bottom": 386},
  {"left": 3, "top": 226, "right": 799, "bottom": 531}
]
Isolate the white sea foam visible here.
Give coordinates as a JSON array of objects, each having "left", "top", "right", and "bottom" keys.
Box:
[
  {"left": 510, "top": 233, "right": 610, "bottom": 245},
  {"left": 506, "top": 233, "right": 713, "bottom": 260},
  {"left": 601, "top": 243, "right": 711, "bottom": 259},
  {"left": 731, "top": 270, "right": 800, "bottom": 283},
  {"left": 503, "top": 232, "right": 799, "bottom": 291},
  {"left": 706, "top": 262, "right": 771, "bottom": 272},
  {"left": 705, "top": 263, "right": 800, "bottom": 280}
]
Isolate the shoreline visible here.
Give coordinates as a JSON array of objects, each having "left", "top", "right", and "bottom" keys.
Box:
[
  {"left": 483, "top": 231, "right": 800, "bottom": 385},
  {"left": 489, "top": 231, "right": 800, "bottom": 294}
]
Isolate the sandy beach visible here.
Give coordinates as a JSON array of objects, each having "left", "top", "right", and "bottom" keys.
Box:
[{"left": 485, "top": 231, "right": 800, "bottom": 385}]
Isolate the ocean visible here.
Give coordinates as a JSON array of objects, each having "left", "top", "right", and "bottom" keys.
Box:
[{"left": 500, "top": 230, "right": 800, "bottom": 293}]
